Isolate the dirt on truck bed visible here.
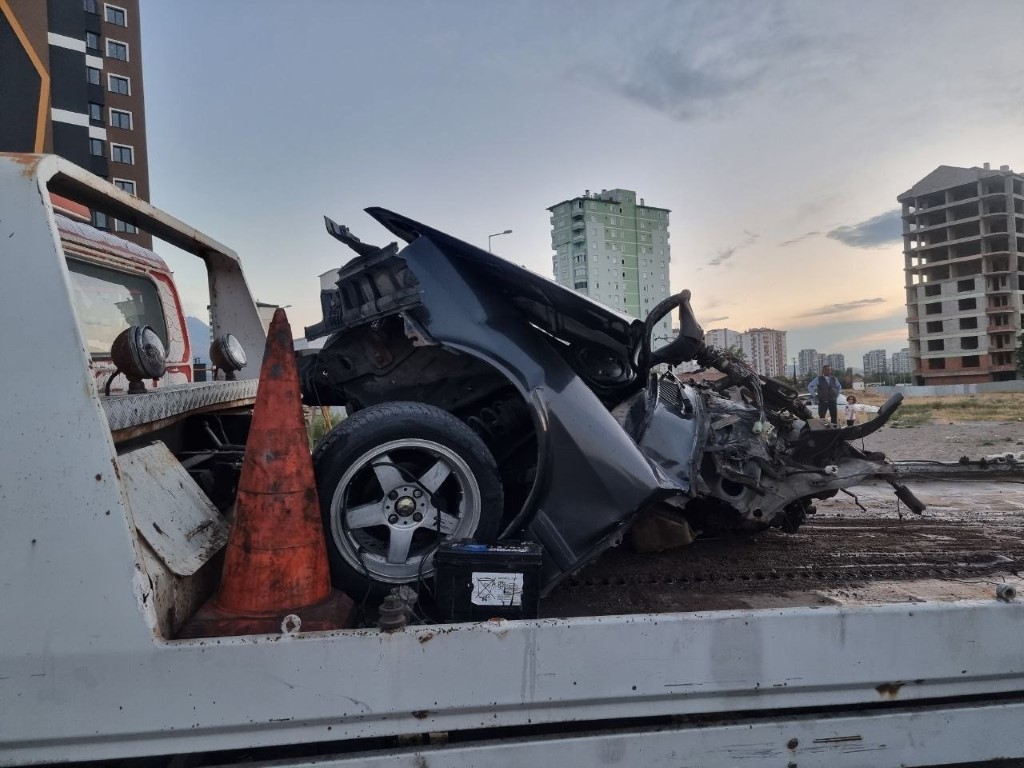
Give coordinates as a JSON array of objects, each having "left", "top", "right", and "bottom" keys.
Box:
[{"left": 542, "top": 421, "right": 1024, "bottom": 617}]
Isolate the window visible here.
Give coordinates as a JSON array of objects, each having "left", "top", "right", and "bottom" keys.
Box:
[
  {"left": 927, "top": 358, "right": 946, "bottom": 369},
  {"left": 110, "top": 143, "right": 133, "bottom": 164},
  {"left": 87, "top": 67, "right": 101, "bottom": 85},
  {"left": 927, "top": 340, "right": 944, "bottom": 351},
  {"left": 962, "top": 355, "right": 980, "bottom": 368},
  {"left": 108, "top": 74, "right": 130, "bottom": 95},
  {"left": 89, "top": 138, "right": 104, "bottom": 156},
  {"left": 109, "top": 108, "right": 132, "bottom": 129},
  {"left": 106, "top": 40, "right": 128, "bottom": 61},
  {"left": 88, "top": 102, "right": 103, "bottom": 123},
  {"left": 84, "top": 0, "right": 98, "bottom": 12},
  {"left": 91, "top": 210, "right": 108, "bottom": 229},
  {"left": 66, "top": 259, "right": 165, "bottom": 356},
  {"left": 113, "top": 178, "right": 135, "bottom": 195},
  {"left": 926, "top": 320, "right": 943, "bottom": 333},
  {"left": 961, "top": 336, "right": 978, "bottom": 350},
  {"left": 85, "top": 31, "right": 101, "bottom": 53},
  {"left": 960, "top": 317, "right": 978, "bottom": 330},
  {"left": 114, "top": 219, "right": 137, "bottom": 234},
  {"left": 924, "top": 283, "right": 941, "bottom": 296},
  {"left": 925, "top": 302, "right": 942, "bottom": 315},
  {"left": 957, "top": 278, "right": 974, "bottom": 292},
  {"left": 104, "top": 4, "right": 127, "bottom": 25}
]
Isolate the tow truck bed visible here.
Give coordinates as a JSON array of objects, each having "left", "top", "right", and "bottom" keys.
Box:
[{"left": 3, "top": 154, "right": 1024, "bottom": 767}]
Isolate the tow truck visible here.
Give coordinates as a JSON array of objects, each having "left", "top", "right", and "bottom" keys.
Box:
[{"left": 2, "top": 153, "right": 1024, "bottom": 767}]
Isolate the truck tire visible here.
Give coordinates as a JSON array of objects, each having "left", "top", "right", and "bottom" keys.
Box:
[{"left": 313, "top": 401, "right": 503, "bottom": 601}]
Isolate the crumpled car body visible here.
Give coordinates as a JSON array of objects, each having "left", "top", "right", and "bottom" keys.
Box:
[{"left": 301, "top": 208, "right": 913, "bottom": 596}]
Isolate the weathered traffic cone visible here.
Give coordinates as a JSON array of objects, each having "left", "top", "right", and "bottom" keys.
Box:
[{"left": 179, "top": 308, "right": 353, "bottom": 638}]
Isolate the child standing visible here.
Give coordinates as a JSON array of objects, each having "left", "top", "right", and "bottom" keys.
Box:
[{"left": 844, "top": 395, "right": 858, "bottom": 427}]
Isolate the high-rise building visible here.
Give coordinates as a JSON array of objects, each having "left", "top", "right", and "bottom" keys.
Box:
[
  {"left": 704, "top": 328, "right": 742, "bottom": 351},
  {"left": 797, "top": 348, "right": 820, "bottom": 378},
  {"left": 824, "top": 353, "right": 846, "bottom": 372},
  {"left": 899, "top": 164, "right": 1023, "bottom": 384},
  {"left": 0, "top": 0, "right": 150, "bottom": 246},
  {"left": 741, "top": 328, "right": 787, "bottom": 378},
  {"left": 548, "top": 189, "right": 672, "bottom": 342},
  {"left": 863, "top": 349, "right": 888, "bottom": 379},
  {"left": 891, "top": 348, "right": 911, "bottom": 376}
]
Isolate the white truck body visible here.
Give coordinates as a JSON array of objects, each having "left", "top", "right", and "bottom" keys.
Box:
[{"left": 1, "top": 154, "right": 1023, "bottom": 767}]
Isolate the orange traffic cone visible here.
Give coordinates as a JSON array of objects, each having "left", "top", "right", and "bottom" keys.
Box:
[{"left": 179, "top": 308, "right": 353, "bottom": 638}]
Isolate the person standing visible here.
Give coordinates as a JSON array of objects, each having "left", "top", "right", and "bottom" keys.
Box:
[
  {"left": 844, "top": 395, "right": 858, "bottom": 427},
  {"left": 810, "top": 364, "right": 842, "bottom": 426}
]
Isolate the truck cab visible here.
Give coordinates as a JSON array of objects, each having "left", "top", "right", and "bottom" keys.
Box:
[{"left": 57, "top": 203, "right": 193, "bottom": 392}]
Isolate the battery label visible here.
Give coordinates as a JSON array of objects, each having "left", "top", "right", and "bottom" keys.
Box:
[{"left": 471, "top": 571, "right": 524, "bottom": 607}]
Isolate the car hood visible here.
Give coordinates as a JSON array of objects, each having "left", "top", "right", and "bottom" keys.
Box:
[{"left": 365, "top": 207, "right": 646, "bottom": 361}]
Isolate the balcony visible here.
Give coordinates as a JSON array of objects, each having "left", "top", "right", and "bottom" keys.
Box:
[
  {"left": 572, "top": 233, "right": 585, "bottom": 244},
  {"left": 571, "top": 220, "right": 585, "bottom": 231}
]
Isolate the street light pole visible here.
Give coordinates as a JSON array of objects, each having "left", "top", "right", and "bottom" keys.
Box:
[{"left": 488, "top": 229, "right": 512, "bottom": 252}]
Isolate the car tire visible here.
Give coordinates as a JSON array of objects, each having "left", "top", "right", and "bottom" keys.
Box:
[{"left": 313, "top": 401, "right": 503, "bottom": 601}]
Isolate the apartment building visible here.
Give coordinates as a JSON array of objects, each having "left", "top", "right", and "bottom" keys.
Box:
[
  {"left": 741, "top": 328, "right": 787, "bottom": 378},
  {"left": 899, "top": 164, "right": 1023, "bottom": 384},
  {"left": 797, "top": 349, "right": 820, "bottom": 378},
  {"left": 863, "top": 349, "right": 888, "bottom": 379},
  {"left": 548, "top": 189, "right": 672, "bottom": 342},
  {"left": 891, "top": 348, "right": 911, "bottom": 376},
  {"left": 0, "top": 0, "right": 150, "bottom": 246},
  {"left": 824, "top": 353, "right": 846, "bottom": 372},
  {"left": 704, "top": 328, "right": 742, "bottom": 351}
]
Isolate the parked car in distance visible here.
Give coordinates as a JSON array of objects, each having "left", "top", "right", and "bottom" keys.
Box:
[{"left": 799, "top": 392, "right": 879, "bottom": 414}]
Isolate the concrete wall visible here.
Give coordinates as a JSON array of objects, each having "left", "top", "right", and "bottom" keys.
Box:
[{"left": 872, "top": 380, "right": 1024, "bottom": 398}]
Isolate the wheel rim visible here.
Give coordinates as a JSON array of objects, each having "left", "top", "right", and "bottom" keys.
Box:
[{"left": 329, "top": 438, "right": 483, "bottom": 583}]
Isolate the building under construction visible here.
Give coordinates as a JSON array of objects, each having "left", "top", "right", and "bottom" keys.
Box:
[{"left": 900, "top": 164, "right": 1023, "bottom": 385}]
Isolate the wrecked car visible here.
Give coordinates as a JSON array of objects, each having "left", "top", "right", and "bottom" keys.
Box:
[{"left": 300, "top": 209, "right": 919, "bottom": 599}]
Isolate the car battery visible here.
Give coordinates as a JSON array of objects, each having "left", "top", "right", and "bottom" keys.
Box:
[{"left": 434, "top": 540, "right": 542, "bottom": 622}]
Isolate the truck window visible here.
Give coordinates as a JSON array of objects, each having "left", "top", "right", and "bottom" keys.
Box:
[{"left": 66, "top": 258, "right": 167, "bottom": 356}]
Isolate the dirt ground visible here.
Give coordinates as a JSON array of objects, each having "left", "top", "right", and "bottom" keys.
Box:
[
  {"left": 857, "top": 419, "right": 1024, "bottom": 463},
  {"left": 541, "top": 419, "right": 1024, "bottom": 618}
]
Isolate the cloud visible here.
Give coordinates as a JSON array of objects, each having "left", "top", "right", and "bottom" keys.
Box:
[
  {"left": 604, "top": 5, "right": 810, "bottom": 121},
  {"left": 779, "top": 230, "right": 820, "bottom": 247},
  {"left": 827, "top": 210, "right": 902, "bottom": 249},
  {"left": 702, "top": 315, "right": 730, "bottom": 324},
  {"left": 800, "top": 298, "right": 886, "bottom": 317},
  {"left": 708, "top": 245, "right": 737, "bottom": 267},
  {"left": 708, "top": 230, "right": 758, "bottom": 267},
  {"left": 836, "top": 326, "right": 910, "bottom": 348}
]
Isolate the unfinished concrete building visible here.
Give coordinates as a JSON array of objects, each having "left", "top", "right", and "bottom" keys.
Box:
[{"left": 899, "top": 164, "right": 1024, "bottom": 384}]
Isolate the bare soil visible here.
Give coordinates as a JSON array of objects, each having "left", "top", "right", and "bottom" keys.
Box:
[
  {"left": 858, "top": 419, "right": 1024, "bottom": 463},
  {"left": 541, "top": 421, "right": 1024, "bottom": 618}
]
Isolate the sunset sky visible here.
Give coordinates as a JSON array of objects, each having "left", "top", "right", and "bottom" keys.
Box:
[{"left": 141, "top": 1, "right": 1024, "bottom": 363}]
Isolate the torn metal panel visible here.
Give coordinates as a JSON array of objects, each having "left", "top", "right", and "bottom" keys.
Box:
[{"left": 119, "top": 441, "right": 227, "bottom": 576}]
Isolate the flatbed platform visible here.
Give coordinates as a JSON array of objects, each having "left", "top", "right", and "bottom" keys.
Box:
[{"left": 543, "top": 479, "right": 1024, "bottom": 617}]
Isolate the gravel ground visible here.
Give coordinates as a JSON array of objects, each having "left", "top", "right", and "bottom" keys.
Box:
[{"left": 857, "top": 420, "right": 1024, "bottom": 463}]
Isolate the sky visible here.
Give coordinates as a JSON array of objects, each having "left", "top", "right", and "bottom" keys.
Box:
[{"left": 141, "top": 1, "right": 1024, "bottom": 365}]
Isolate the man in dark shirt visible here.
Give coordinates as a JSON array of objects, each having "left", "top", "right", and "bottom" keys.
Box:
[{"left": 810, "top": 364, "right": 842, "bottom": 426}]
